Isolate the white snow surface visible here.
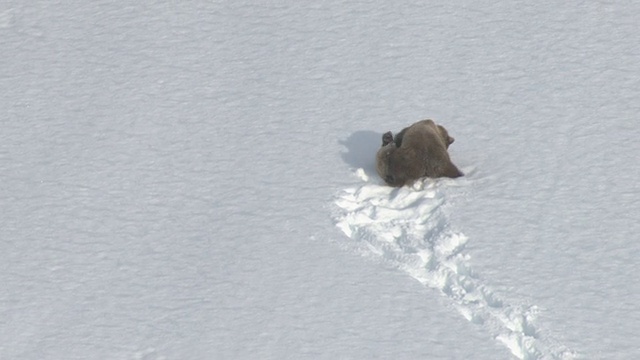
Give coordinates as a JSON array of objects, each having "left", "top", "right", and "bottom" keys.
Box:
[{"left": 2, "top": 1, "right": 640, "bottom": 359}]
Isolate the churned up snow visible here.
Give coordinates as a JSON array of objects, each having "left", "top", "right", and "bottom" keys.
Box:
[{"left": 334, "top": 174, "right": 576, "bottom": 359}]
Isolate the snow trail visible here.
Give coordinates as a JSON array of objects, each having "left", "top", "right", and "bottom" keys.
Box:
[{"left": 334, "top": 171, "right": 575, "bottom": 360}]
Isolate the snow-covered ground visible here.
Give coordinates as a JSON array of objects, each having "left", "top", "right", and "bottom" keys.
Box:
[{"left": 2, "top": 1, "right": 639, "bottom": 359}]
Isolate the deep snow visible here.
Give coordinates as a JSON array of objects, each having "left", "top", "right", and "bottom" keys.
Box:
[{"left": 2, "top": 1, "right": 640, "bottom": 359}]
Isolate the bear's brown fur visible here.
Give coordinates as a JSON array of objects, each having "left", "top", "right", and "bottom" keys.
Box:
[
  {"left": 376, "top": 119, "right": 463, "bottom": 187},
  {"left": 390, "top": 122, "right": 455, "bottom": 149}
]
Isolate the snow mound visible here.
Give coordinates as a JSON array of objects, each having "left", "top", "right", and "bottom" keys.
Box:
[{"left": 334, "top": 171, "right": 576, "bottom": 360}]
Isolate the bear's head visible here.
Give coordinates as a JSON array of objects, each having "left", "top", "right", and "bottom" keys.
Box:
[{"left": 376, "top": 144, "right": 413, "bottom": 187}]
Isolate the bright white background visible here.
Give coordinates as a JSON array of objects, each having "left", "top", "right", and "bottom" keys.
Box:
[{"left": 2, "top": 1, "right": 639, "bottom": 359}]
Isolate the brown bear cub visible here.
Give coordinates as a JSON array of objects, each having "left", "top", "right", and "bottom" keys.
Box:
[{"left": 376, "top": 119, "right": 463, "bottom": 187}]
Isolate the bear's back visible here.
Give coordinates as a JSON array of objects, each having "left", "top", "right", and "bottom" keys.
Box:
[{"left": 376, "top": 119, "right": 463, "bottom": 187}]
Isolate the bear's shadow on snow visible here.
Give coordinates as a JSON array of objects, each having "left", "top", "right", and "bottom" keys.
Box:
[{"left": 339, "top": 130, "right": 381, "bottom": 176}]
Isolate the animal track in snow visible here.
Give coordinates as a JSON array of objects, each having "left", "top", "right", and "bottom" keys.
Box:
[{"left": 334, "top": 171, "right": 576, "bottom": 360}]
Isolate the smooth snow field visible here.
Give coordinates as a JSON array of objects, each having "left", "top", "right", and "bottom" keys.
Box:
[{"left": 2, "top": 1, "right": 639, "bottom": 359}]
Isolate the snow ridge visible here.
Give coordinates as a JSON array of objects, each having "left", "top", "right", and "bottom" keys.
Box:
[{"left": 334, "top": 171, "right": 575, "bottom": 360}]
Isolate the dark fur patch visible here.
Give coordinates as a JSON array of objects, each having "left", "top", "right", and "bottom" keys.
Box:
[{"left": 376, "top": 119, "right": 463, "bottom": 187}]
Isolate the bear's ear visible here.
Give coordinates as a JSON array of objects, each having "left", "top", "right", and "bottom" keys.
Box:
[
  {"left": 382, "top": 131, "right": 394, "bottom": 146},
  {"left": 447, "top": 136, "right": 455, "bottom": 145},
  {"left": 437, "top": 125, "right": 452, "bottom": 144}
]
